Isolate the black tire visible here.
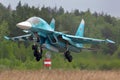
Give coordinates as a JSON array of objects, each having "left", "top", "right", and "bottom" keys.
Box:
[
  {"left": 64, "top": 51, "right": 72, "bottom": 62},
  {"left": 32, "top": 45, "right": 35, "bottom": 50},
  {"left": 38, "top": 52, "right": 42, "bottom": 59},
  {"left": 64, "top": 50, "right": 70, "bottom": 58},
  {"left": 67, "top": 55, "right": 72, "bottom": 62},
  {"left": 35, "top": 52, "right": 42, "bottom": 61},
  {"left": 36, "top": 56, "right": 40, "bottom": 61},
  {"left": 32, "top": 45, "right": 38, "bottom": 50},
  {"left": 34, "top": 50, "right": 37, "bottom": 57}
]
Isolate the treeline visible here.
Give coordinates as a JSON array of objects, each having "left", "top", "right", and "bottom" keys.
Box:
[{"left": 0, "top": 1, "right": 120, "bottom": 70}]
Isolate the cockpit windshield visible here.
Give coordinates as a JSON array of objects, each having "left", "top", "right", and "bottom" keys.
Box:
[{"left": 27, "top": 17, "right": 40, "bottom": 24}]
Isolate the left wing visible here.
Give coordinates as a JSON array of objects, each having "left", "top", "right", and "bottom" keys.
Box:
[
  {"left": 4, "top": 34, "right": 33, "bottom": 41},
  {"left": 62, "top": 35, "right": 115, "bottom": 44}
]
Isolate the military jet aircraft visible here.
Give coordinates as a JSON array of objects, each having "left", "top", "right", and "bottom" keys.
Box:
[{"left": 4, "top": 17, "right": 115, "bottom": 62}]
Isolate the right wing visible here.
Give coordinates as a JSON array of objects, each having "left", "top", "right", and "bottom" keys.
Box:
[{"left": 4, "top": 34, "right": 33, "bottom": 41}]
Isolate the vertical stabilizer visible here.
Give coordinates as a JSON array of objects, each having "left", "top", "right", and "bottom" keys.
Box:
[
  {"left": 75, "top": 19, "right": 85, "bottom": 37},
  {"left": 75, "top": 19, "right": 85, "bottom": 48},
  {"left": 50, "top": 18, "right": 55, "bottom": 31}
]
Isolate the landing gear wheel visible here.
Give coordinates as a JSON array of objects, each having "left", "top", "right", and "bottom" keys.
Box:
[
  {"left": 36, "top": 56, "right": 40, "bottom": 61},
  {"left": 32, "top": 44, "right": 37, "bottom": 50},
  {"left": 64, "top": 50, "right": 73, "bottom": 62},
  {"left": 32, "top": 44, "right": 43, "bottom": 61},
  {"left": 34, "top": 50, "right": 37, "bottom": 57},
  {"left": 67, "top": 55, "right": 72, "bottom": 62},
  {"left": 35, "top": 52, "right": 42, "bottom": 61}
]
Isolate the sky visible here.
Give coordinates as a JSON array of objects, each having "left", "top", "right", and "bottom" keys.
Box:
[{"left": 0, "top": 0, "right": 119, "bottom": 17}]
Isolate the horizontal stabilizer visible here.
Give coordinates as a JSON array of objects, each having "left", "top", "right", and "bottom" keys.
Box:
[
  {"left": 4, "top": 36, "right": 10, "bottom": 40},
  {"left": 106, "top": 39, "right": 115, "bottom": 44}
]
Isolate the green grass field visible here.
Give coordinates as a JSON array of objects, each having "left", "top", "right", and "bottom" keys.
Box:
[{"left": 1, "top": 51, "right": 120, "bottom": 70}]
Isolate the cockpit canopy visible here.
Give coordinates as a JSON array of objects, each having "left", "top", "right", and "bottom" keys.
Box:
[{"left": 27, "top": 17, "right": 40, "bottom": 25}]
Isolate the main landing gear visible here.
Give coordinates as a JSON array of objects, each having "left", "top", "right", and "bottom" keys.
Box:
[
  {"left": 64, "top": 50, "right": 73, "bottom": 62},
  {"left": 32, "top": 44, "right": 42, "bottom": 61}
]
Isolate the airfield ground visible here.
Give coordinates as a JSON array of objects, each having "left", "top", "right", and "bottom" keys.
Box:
[{"left": 0, "top": 69, "right": 120, "bottom": 80}]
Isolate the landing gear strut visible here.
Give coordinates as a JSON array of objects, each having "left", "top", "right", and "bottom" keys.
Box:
[
  {"left": 64, "top": 50, "right": 72, "bottom": 62},
  {"left": 32, "top": 44, "right": 42, "bottom": 61}
]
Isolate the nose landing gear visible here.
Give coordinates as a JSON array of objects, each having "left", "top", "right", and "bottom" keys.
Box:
[{"left": 32, "top": 44, "right": 42, "bottom": 61}]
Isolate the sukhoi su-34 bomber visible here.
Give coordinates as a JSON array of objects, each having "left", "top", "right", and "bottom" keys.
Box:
[{"left": 4, "top": 17, "right": 115, "bottom": 62}]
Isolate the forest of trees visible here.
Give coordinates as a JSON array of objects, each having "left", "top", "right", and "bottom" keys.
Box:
[{"left": 0, "top": 1, "right": 120, "bottom": 70}]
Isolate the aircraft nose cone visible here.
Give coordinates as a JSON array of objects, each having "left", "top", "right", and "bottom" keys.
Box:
[{"left": 16, "top": 21, "right": 32, "bottom": 29}]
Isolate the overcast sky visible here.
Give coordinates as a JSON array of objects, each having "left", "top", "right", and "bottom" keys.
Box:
[{"left": 0, "top": 0, "right": 119, "bottom": 17}]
